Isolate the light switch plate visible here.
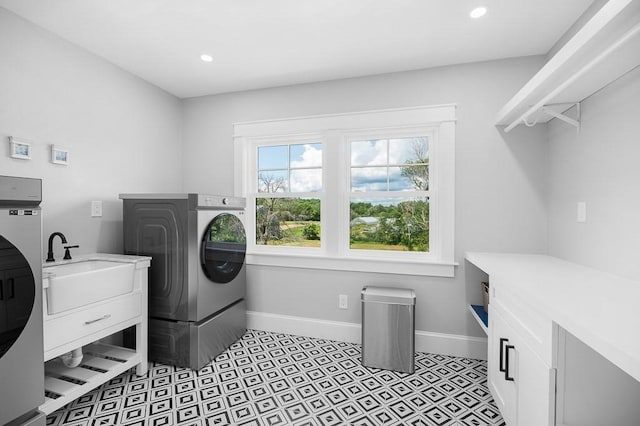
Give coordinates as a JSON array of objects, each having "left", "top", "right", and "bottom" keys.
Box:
[{"left": 577, "top": 202, "right": 586, "bottom": 223}]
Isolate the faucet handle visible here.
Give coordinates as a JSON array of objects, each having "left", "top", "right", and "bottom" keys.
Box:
[{"left": 63, "top": 245, "right": 79, "bottom": 260}]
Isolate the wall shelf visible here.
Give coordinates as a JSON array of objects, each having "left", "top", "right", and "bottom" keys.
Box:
[
  {"left": 496, "top": 0, "right": 640, "bottom": 132},
  {"left": 469, "top": 304, "right": 488, "bottom": 335}
]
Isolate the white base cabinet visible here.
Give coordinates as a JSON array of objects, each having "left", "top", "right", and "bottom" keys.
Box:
[
  {"left": 467, "top": 252, "right": 640, "bottom": 426},
  {"left": 488, "top": 303, "right": 555, "bottom": 426}
]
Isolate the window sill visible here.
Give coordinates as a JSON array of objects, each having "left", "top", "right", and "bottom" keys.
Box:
[{"left": 246, "top": 252, "right": 457, "bottom": 277}]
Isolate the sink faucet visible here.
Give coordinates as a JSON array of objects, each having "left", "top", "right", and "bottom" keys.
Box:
[{"left": 46, "top": 232, "right": 68, "bottom": 262}]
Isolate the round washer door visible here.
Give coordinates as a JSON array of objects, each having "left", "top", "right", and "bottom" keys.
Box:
[
  {"left": 200, "top": 213, "right": 247, "bottom": 284},
  {"left": 0, "top": 235, "right": 35, "bottom": 359}
]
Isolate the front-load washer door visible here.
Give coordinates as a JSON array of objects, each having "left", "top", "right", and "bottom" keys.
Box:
[
  {"left": 0, "top": 235, "right": 35, "bottom": 360},
  {"left": 200, "top": 213, "right": 246, "bottom": 284}
]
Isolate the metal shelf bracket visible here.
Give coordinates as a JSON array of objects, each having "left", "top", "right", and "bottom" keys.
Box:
[
  {"left": 541, "top": 102, "right": 581, "bottom": 133},
  {"left": 519, "top": 102, "right": 581, "bottom": 134}
]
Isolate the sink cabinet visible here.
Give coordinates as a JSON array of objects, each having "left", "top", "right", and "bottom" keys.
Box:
[{"left": 40, "top": 254, "right": 150, "bottom": 415}]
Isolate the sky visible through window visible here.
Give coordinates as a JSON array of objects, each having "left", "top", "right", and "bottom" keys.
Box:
[
  {"left": 257, "top": 138, "right": 428, "bottom": 196},
  {"left": 258, "top": 143, "right": 322, "bottom": 193},
  {"left": 351, "top": 137, "right": 429, "bottom": 195}
]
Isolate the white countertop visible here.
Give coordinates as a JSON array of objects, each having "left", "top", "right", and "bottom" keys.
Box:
[{"left": 466, "top": 252, "right": 640, "bottom": 383}]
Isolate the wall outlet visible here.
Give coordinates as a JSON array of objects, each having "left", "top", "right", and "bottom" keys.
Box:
[
  {"left": 91, "top": 200, "right": 103, "bottom": 217},
  {"left": 338, "top": 294, "right": 348, "bottom": 310},
  {"left": 577, "top": 201, "right": 586, "bottom": 223}
]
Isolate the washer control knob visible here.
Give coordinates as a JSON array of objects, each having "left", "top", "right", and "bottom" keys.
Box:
[{"left": 222, "top": 197, "right": 229, "bottom": 205}]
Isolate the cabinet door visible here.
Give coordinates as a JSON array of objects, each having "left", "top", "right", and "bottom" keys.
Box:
[
  {"left": 488, "top": 305, "right": 517, "bottom": 425},
  {"left": 516, "top": 338, "right": 555, "bottom": 426},
  {"left": 490, "top": 304, "right": 555, "bottom": 426}
]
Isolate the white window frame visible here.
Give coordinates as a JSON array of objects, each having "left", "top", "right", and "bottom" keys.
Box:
[
  {"left": 342, "top": 127, "right": 436, "bottom": 261},
  {"left": 246, "top": 134, "right": 326, "bottom": 255},
  {"left": 234, "top": 105, "right": 457, "bottom": 277}
]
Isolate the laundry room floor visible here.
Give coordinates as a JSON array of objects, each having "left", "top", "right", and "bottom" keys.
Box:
[{"left": 45, "top": 330, "right": 505, "bottom": 426}]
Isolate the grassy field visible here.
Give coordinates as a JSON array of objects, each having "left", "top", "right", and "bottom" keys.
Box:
[{"left": 260, "top": 221, "right": 412, "bottom": 251}]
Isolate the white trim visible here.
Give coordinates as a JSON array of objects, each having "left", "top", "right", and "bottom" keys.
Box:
[
  {"left": 247, "top": 311, "right": 361, "bottom": 343},
  {"left": 247, "top": 252, "right": 457, "bottom": 277},
  {"left": 234, "top": 104, "right": 456, "bottom": 137},
  {"left": 247, "top": 310, "right": 487, "bottom": 360}
]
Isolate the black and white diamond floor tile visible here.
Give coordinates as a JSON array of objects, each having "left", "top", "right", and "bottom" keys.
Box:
[{"left": 46, "top": 330, "right": 505, "bottom": 426}]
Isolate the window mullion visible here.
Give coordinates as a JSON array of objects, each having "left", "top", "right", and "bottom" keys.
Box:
[{"left": 323, "top": 130, "right": 342, "bottom": 255}]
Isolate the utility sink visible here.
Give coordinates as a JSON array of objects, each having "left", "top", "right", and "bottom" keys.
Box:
[{"left": 44, "top": 259, "right": 135, "bottom": 315}]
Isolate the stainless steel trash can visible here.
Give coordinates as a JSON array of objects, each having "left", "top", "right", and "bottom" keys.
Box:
[{"left": 361, "top": 286, "right": 416, "bottom": 374}]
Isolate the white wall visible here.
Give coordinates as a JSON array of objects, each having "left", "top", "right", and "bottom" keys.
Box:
[
  {"left": 182, "top": 56, "right": 549, "bottom": 347},
  {"left": 0, "top": 8, "right": 183, "bottom": 258},
  {"left": 548, "top": 66, "right": 640, "bottom": 280}
]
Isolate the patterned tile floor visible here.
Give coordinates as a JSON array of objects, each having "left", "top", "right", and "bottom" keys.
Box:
[{"left": 46, "top": 330, "right": 505, "bottom": 426}]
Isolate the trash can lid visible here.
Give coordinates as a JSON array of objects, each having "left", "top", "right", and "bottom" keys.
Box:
[{"left": 361, "top": 286, "right": 416, "bottom": 305}]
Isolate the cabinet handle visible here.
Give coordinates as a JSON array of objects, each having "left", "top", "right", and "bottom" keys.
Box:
[
  {"left": 84, "top": 314, "right": 111, "bottom": 325},
  {"left": 504, "top": 344, "right": 515, "bottom": 382},
  {"left": 499, "top": 337, "right": 509, "bottom": 373},
  {"left": 0, "top": 279, "right": 3, "bottom": 300}
]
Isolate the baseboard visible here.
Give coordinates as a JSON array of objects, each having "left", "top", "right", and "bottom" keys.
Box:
[{"left": 247, "top": 311, "right": 487, "bottom": 360}]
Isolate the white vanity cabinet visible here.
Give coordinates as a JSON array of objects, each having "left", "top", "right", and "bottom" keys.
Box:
[{"left": 40, "top": 254, "right": 150, "bottom": 415}]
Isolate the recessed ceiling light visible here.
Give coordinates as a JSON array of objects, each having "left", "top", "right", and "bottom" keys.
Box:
[
  {"left": 200, "top": 54, "right": 213, "bottom": 63},
  {"left": 470, "top": 7, "right": 487, "bottom": 19}
]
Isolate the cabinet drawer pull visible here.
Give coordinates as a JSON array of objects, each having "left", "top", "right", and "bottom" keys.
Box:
[
  {"left": 499, "top": 337, "right": 509, "bottom": 373},
  {"left": 84, "top": 314, "right": 111, "bottom": 325},
  {"left": 504, "top": 344, "right": 515, "bottom": 382}
]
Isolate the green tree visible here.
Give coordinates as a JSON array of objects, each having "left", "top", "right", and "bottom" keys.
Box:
[
  {"left": 256, "top": 173, "right": 288, "bottom": 244},
  {"left": 302, "top": 223, "right": 320, "bottom": 240},
  {"left": 400, "top": 139, "right": 429, "bottom": 191}
]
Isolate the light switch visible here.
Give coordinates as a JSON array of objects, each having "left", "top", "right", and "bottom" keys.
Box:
[
  {"left": 577, "top": 202, "right": 586, "bottom": 223},
  {"left": 91, "top": 200, "right": 103, "bottom": 217}
]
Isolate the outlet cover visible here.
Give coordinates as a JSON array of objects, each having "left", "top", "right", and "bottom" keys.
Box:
[{"left": 338, "top": 294, "right": 348, "bottom": 309}]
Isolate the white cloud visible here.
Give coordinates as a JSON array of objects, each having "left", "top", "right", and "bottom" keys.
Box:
[{"left": 291, "top": 144, "right": 322, "bottom": 168}]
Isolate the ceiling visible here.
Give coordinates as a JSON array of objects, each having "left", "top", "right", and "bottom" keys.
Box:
[{"left": 0, "top": 0, "right": 593, "bottom": 99}]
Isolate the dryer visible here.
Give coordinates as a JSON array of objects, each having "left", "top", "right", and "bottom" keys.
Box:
[
  {"left": 120, "top": 194, "right": 246, "bottom": 370},
  {"left": 0, "top": 176, "right": 45, "bottom": 426}
]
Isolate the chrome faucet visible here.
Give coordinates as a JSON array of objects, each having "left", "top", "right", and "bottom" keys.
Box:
[{"left": 46, "top": 232, "right": 67, "bottom": 262}]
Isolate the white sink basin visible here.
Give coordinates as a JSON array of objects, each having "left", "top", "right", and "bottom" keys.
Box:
[{"left": 44, "top": 259, "right": 135, "bottom": 315}]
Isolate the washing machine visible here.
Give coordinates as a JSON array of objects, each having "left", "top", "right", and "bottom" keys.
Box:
[
  {"left": 120, "top": 194, "right": 246, "bottom": 370},
  {"left": 0, "top": 176, "right": 45, "bottom": 426}
]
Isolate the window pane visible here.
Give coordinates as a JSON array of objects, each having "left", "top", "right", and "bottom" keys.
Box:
[
  {"left": 256, "top": 198, "right": 321, "bottom": 247},
  {"left": 291, "top": 169, "right": 322, "bottom": 192},
  {"left": 389, "top": 165, "right": 429, "bottom": 191},
  {"left": 290, "top": 143, "right": 322, "bottom": 168},
  {"left": 388, "top": 137, "right": 429, "bottom": 165},
  {"left": 351, "top": 167, "right": 387, "bottom": 192},
  {"left": 351, "top": 140, "right": 387, "bottom": 166},
  {"left": 258, "top": 145, "right": 288, "bottom": 170},
  {"left": 258, "top": 170, "right": 288, "bottom": 193},
  {"left": 350, "top": 197, "right": 429, "bottom": 252}
]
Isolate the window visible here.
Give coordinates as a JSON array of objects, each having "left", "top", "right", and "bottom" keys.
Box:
[
  {"left": 255, "top": 142, "right": 322, "bottom": 247},
  {"left": 349, "top": 135, "right": 430, "bottom": 253},
  {"left": 234, "top": 105, "right": 456, "bottom": 277}
]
